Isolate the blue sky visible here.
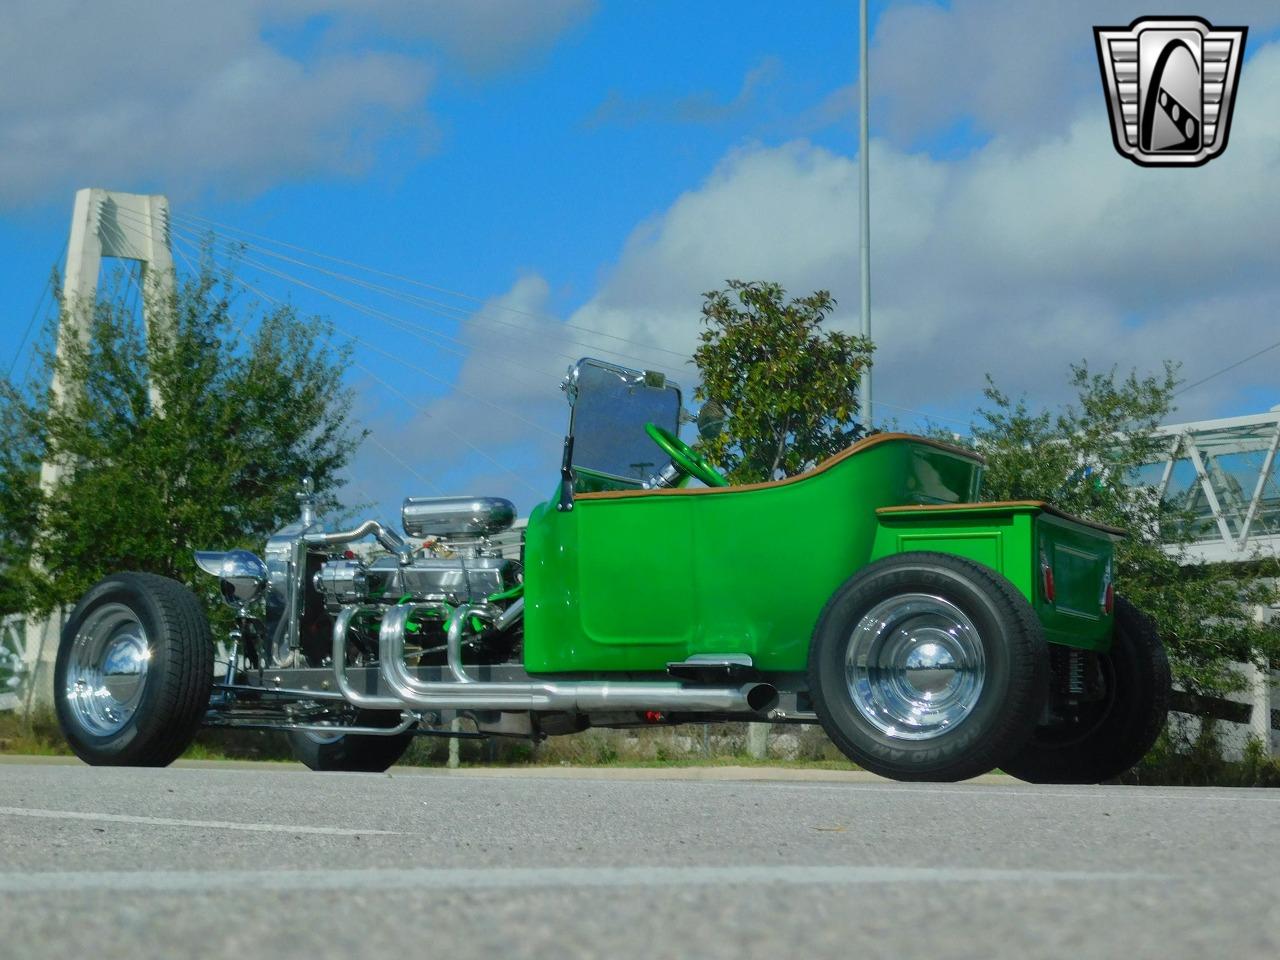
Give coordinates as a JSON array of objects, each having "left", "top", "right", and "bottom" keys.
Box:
[{"left": 2, "top": 1, "right": 1279, "bottom": 522}]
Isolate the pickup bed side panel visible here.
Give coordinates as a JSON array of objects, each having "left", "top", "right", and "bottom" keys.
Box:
[{"left": 871, "top": 505, "right": 1114, "bottom": 652}]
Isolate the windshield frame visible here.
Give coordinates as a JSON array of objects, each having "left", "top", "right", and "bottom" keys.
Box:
[{"left": 565, "top": 358, "right": 683, "bottom": 487}]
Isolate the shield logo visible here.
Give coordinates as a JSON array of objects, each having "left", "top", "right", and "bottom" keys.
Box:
[{"left": 1094, "top": 16, "right": 1247, "bottom": 167}]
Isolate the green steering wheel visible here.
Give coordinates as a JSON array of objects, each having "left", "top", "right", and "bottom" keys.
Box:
[{"left": 644, "top": 422, "right": 729, "bottom": 488}]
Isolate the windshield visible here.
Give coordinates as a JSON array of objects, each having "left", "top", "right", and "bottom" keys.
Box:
[{"left": 568, "top": 359, "right": 682, "bottom": 485}]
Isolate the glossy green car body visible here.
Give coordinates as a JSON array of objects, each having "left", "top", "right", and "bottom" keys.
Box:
[{"left": 523, "top": 433, "right": 1120, "bottom": 675}]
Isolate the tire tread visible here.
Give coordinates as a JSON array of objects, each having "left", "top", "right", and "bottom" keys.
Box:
[
  {"left": 807, "top": 552, "right": 1048, "bottom": 782},
  {"left": 56, "top": 573, "right": 213, "bottom": 767}
]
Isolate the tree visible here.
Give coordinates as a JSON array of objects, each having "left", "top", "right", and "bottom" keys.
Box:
[
  {"left": 0, "top": 260, "right": 364, "bottom": 616},
  {"left": 959, "top": 363, "right": 1279, "bottom": 694},
  {"left": 0, "top": 391, "right": 43, "bottom": 615},
  {"left": 692, "top": 280, "right": 874, "bottom": 483}
]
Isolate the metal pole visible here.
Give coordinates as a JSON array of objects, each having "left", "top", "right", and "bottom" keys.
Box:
[{"left": 859, "top": 0, "right": 873, "bottom": 427}]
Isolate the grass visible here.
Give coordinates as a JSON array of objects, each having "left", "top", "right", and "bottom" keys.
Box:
[
  {"left": 4, "top": 710, "right": 1276, "bottom": 783},
  {"left": 0, "top": 709, "right": 72, "bottom": 756},
  {"left": 0, "top": 714, "right": 859, "bottom": 768}
]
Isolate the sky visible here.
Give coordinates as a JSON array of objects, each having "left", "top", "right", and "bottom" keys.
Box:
[{"left": 1, "top": 0, "right": 1279, "bottom": 524}]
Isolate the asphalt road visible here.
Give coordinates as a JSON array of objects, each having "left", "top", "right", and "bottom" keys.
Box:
[{"left": 0, "top": 760, "right": 1277, "bottom": 960}]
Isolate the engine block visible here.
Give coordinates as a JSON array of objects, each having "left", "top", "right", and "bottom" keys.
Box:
[{"left": 314, "top": 554, "right": 519, "bottom": 607}]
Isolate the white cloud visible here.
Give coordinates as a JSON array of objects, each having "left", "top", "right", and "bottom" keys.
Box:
[
  {"left": 357, "top": 35, "right": 1280, "bottom": 510},
  {"left": 330, "top": 0, "right": 597, "bottom": 72},
  {"left": 342, "top": 8, "right": 1280, "bottom": 511},
  {"left": 870, "top": 1, "right": 1280, "bottom": 147},
  {"left": 563, "top": 38, "right": 1280, "bottom": 430},
  {"left": 348, "top": 273, "right": 580, "bottom": 515},
  {"left": 0, "top": 0, "right": 594, "bottom": 209},
  {"left": 588, "top": 56, "right": 783, "bottom": 127}
]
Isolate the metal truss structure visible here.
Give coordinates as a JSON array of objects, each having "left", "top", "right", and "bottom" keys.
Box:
[{"left": 1137, "top": 408, "right": 1280, "bottom": 564}]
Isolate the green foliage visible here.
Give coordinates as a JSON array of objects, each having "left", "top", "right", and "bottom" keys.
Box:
[
  {"left": 0, "top": 261, "right": 364, "bottom": 615},
  {"left": 957, "top": 362, "right": 1279, "bottom": 693},
  {"left": 0, "top": 392, "right": 42, "bottom": 614},
  {"left": 1123, "top": 724, "right": 1280, "bottom": 787},
  {"left": 692, "top": 280, "right": 873, "bottom": 483}
]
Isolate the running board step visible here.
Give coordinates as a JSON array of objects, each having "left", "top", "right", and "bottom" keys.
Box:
[{"left": 666, "top": 654, "right": 758, "bottom": 683}]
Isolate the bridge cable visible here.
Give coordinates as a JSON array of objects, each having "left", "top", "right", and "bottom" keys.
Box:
[
  {"left": 8, "top": 243, "right": 67, "bottom": 381},
  {"left": 362, "top": 431, "right": 445, "bottom": 496},
  {"left": 208, "top": 243, "right": 560, "bottom": 402},
  {"left": 168, "top": 222, "right": 681, "bottom": 372},
  {"left": 214, "top": 250, "right": 548, "bottom": 496},
  {"left": 171, "top": 210, "right": 693, "bottom": 362},
  {"left": 159, "top": 211, "right": 962, "bottom": 433},
  {"left": 1176, "top": 337, "right": 1280, "bottom": 397},
  {"left": 164, "top": 217, "right": 658, "bottom": 377},
  {"left": 157, "top": 219, "right": 573, "bottom": 396},
  {"left": 208, "top": 255, "right": 550, "bottom": 496},
  {"left": 163, "top": 211, "right": 968, "bottom": 438}
]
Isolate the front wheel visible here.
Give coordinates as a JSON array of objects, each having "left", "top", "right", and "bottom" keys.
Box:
[
  {"left": 55, "top": 573, "right": 213, "bottom": 766},
  {"left": 1001, "top": 596, "right": 1170, "bottom": 784},
  {"left": 808, "top": 553, "right": 1048, "bottom": 782}
]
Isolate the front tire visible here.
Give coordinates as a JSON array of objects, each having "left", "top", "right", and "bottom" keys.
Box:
[
  {"left": 55, "top": 573, "right": 213, "bottom": 766},
  {"left": 808, "top": 553, "right": 1048, "bottom": 782},
  {"left": 1001, "top": 596, "right": 1170, "bottom": 784},
  {"left": 287, "top": 711, "right": 415, "bottom": 772}
]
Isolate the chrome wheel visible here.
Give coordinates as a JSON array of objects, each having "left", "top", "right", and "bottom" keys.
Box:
[
  {"left": 65, "top": 603, "right": 151, "bottom": 737},
  {"left": 845, "top": 593, "right": 985, "bottom": 741}
]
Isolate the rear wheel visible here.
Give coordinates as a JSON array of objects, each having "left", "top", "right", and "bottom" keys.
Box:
[
  {"left": 287, "top": 711, "right": 416, "bottom": 772},
  {"left": 808, "top": 553, "right": 1048, "bottom": 782},
  {"left": 1001, "top": 596, "right": 1170, "bottom": 784},
  {"left": 55, "top": 573, "right": 213, "bottom": 766}
]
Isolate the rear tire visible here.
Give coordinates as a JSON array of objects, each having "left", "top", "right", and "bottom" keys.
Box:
[
  {"left": 287, "top": 711, "right": 415, "bottom": 772},
  {"left": 55, "top": 573, "right": 213, "bottom": 766},
  {"left": 1001, "top": 596, "right": 1170, "bottom": 784},
  {"left": 808, "top": 553, "right": 1048, "bottom": 782}
]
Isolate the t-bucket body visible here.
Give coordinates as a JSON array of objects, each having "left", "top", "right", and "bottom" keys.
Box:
[
  {"left": 55, "top": 355, "right": 1162, "bottom": 784},
  {"left": 523, "top": 432, "right": 1118, "bottom": 675}
]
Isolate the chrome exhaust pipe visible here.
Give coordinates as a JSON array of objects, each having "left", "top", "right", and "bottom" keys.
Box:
[
  {"left": 332, "top": 606, "right": 406, "bottom": 710},
  {"left": 330, "top": 603, "right": 778, "bottom": 716},
  {"left": 494, "top": 597, "right": 523, "bottom": 631},
  {"left": 374, "top": 603, "right": 778, "bottom": 715}
]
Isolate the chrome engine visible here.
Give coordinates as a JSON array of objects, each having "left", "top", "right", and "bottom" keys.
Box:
[
  {"left": 314, "top": 494, "right": 520, "bottom": 607},
  {"left": 314, "top": 554, "right": 519, "bottom": 608},
  {"left": 187, "top": 358, "right": 781, "bottom": 742},
  {"left": 250, "top": 488, "right": 522, "bottom": 665}
]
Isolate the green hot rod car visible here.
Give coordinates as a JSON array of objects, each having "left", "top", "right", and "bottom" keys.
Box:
[{"left": 54, "top": 358, "right": 1170, "bottom": 782}]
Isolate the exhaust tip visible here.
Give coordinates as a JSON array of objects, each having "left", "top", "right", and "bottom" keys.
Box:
[{"left": 745, "top": 683, "right": 779, "bottom": 715}]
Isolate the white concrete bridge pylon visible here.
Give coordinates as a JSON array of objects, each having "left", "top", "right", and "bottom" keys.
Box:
[
  {"left": 24, "top": 189, "right": 174, "bottom": 713},
  {"left": 42, "top": 189, "right": 173, "bottom": 493}
]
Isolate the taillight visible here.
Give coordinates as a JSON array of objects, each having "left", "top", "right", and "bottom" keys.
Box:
[{"left": 1040, "top": 548, "right": 1055, "bottom": 603}]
